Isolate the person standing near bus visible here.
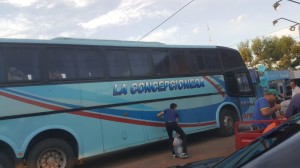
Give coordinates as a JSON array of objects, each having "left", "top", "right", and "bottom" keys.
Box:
[
  {"left": 252, "top": 89, "right": 281, "bottom": 129},
  {"left": 281, "top": 80, "right": 300, "bottom": 114},
  {"left": 157, "top": 103, "right": 189, "bottom": 158},
  {"left": 285, "top": 93, "right": 300, "bottom": 118},
  {"left": 290, "top": 80, "right": 300, "bottom": 98}
]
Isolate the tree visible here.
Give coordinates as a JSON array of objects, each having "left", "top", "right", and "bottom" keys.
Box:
[
  {"left": 290, "top": 43, "right": 300, "bottom": 68},
  {"left": 237, "top": 40, "right": 253, "bottom": 67},
  {"left": 277, "top": 36, "right": 300, "bottom": 69},
  {"left": 238, "top": 36, "right": 300, "bottom": 70}
]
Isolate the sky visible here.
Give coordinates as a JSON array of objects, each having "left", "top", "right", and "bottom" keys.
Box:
[{"left": 0, "top": 0, "right": 299, "bottom": 49}]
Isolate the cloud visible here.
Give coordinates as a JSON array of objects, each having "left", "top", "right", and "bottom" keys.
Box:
[
  {"left": 68, "top": 0, "right": 90, "bottom": 7},
  {"left": 1, "top": 0, "right": 95, "bottom": 8},
  {"left": 58, "top": 31, "right": 78, "bottom": 37},
  {"left": 35, "top": 0, "right": 95, "bottom": 9},
  {"left": 128, "top": 26, "right": 180, "bottom": 42},
  {"left": 0, "top": 15, "right": 31, "bottom": 37},
  {"left": 79, "top": 9, "right": 143, "bottom": 29},
  {"left": 192, "top": 26, "right": 201, "bottom": 34},
  {"left": 34, "top": 2, "right": 58, "bottom": 9},
  {"left": 230, "top": 15, "right": 244, "bottom": 24},
  {"left": 0, "top": 0, "right": 38, "bottom": 7},
  {"left": 79, "top": 0, "right": 170, "bottom": 29},
  {"left": 119, "top": 0, "right": 153, "bottom": 8}
]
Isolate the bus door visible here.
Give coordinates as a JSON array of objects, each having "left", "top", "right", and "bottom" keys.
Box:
[{"left": 224, "top": 70, "right": 256, "bottom": 121}]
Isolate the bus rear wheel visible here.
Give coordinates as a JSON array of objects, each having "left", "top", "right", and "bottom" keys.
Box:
[
  {"left": 0, "top": 151, "right": 14, "bottom": 168},
  {"left": 218, "top": 108, "right": 236, "bottom": 136},
  {"left": 26, "top": 138, "right": 75, "bottom": 168}
]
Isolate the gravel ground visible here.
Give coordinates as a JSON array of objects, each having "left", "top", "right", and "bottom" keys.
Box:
[{"left": 79, "top": 130, "right": 236, "bottom": 168}]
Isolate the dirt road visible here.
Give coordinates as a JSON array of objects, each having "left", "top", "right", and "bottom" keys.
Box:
[{"left": 79, "top": 130, "right": 236, "bottom": 168}]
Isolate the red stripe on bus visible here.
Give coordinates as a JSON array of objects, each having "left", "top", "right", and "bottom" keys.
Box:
[
  {"left": 70, "top": 111, "right": 164, "bottom": 126},
  {"left": 0, "top": 91, "right": 64, "bottom": 111},
  {"left": 203, "top": 76, "right": 225, "bottom": 97},
  {"left": 70, "top": 111, "right": 216, "bottom": 128}
]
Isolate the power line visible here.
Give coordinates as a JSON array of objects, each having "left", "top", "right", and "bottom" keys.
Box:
[
  {"left": 228, "top": 25, "right": 300, "bottom": 47},
  {"left": 138, "top": 0, "right": 195, "bottom": 41}
]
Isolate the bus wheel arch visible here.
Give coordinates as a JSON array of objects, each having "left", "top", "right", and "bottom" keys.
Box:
[
  {"left": 24, "top": 129, "right": 78, "bottom": 167},
  {"left": 217, "top": 105, "right": 239, "bottom": 136},
  {"left": 0, "top": 141, "right": 15, "bottom": 168}
]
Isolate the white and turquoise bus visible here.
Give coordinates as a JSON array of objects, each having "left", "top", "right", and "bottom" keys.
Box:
[{"left": 0, "top": 38, "right": 256, "bottom": 168}]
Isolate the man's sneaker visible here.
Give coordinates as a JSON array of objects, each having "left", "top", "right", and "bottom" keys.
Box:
[
  {"left": 172, "top": 154, "right": 176, "bottom": 158},
  {"left": 181, "top": 153, "right": 189, "bottom": 158}
]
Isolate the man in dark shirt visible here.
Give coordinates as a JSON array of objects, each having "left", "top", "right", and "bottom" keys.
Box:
[
  {"left": 285, "top": 93, "right": 300, "bottom": 118},
  {"left": 157, "top": 103, "right": 188, "bottom": 158}
]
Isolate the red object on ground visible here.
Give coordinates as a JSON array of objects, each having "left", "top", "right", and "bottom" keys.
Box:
[{"left": 235, "top": 118, "right": 286, "bottom": 150}]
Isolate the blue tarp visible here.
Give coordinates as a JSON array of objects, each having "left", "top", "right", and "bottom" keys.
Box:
[{"left": 266, "top": 70, "right": 290, "bottom": 81}]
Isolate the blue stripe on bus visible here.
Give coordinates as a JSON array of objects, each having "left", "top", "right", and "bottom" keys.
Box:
[{"left": 1, "top": 88, "right": 80, "bottom": 109}]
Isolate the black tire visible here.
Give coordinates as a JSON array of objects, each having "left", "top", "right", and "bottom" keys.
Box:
[
  {"left": 26, "top": 138, "right": 75, "bottom": 168},
  {"left": 218, "top": 108, "right": 237, "bottom": 136},
  {"left": 0, "top": 151, "right": 14, "bottom": 168}
]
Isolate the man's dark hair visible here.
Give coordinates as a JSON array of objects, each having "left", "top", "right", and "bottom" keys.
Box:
[
  {"left": 290, "top": 79, "right": 296, "bottom": 84},
  {"left": 170, "top": 103, "right": 177, "bottom": 109}
]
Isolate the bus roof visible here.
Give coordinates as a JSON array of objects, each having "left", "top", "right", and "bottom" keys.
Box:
[{"left": 0, "top": 37, "right": 219, "bottom": 49}]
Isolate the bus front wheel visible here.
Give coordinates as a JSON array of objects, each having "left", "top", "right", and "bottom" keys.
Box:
[
  {"left": 26, "top": 138, "right": 75, "bottom": 168},
  {"left": 218, "top": 108, "right": 236, "bottom": 136},
  {"left": 0, "top": 151, "right": 14, "bottom": 168}
]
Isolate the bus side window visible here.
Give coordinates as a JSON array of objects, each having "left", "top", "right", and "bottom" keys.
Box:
[
  {"left": 152, "top": 50, "right": 170, "bottom": 76},
  {"left": 105, "top": 49, "right": 131, "bottom": 78},
  {"left": 49, "top": 71, "right": 63, "bottom": 80},
  {"left": 224, "top": 72, "right": 239, "bottom": 95},
  {"left": 203, "top": 50, "right": 221, "bottom": 73},
  {"left": 76, "top": 49, "right": 104, "bottom": 79},
  {"left": 189, "top": 50, "right": 206, "bottom": 74},
  {"left": 220, "top": 50, "right": 245, "bottom": 71},
  {"left": 7, "top": 67, "right": 26, "bottom": 81},
  {"left": 237, "top": 72, "right": 252, "bottom": 95},
  {"left": 170, "top": 50, "right": 189, "bottom": 75},
  {"left": 128, "top": 50, "right": 152, "bottom": 77},
  {"left": 46, "top": 48, "right": 77, "bottom": 80},
  {"left": 4, "top": 47, "right": 40, "bottom": 82}
]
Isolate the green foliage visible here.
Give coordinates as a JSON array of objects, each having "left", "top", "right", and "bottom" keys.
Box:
[
  {"left": 237, "top": 36, "right": 300, "bottom": 70},
  {"left": 237, "top": 40, "right": 253, "bottom": 67}
]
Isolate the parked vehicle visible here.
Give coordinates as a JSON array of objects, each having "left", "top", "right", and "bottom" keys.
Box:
[{"left": 0, "top": 38, "right": 256, "bottom": 168}]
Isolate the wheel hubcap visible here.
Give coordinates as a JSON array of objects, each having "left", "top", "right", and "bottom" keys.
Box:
[
  {"left": 37, "top": 148, "right": 67, "bottom": 168},
  {"left": 224, "top": 115, "right": 234, "bottom": 129}
]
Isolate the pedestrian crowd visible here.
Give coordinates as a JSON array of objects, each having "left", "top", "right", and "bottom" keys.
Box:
[{"left": 253, "top": 79, "right": 300, "bottom": 130}]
